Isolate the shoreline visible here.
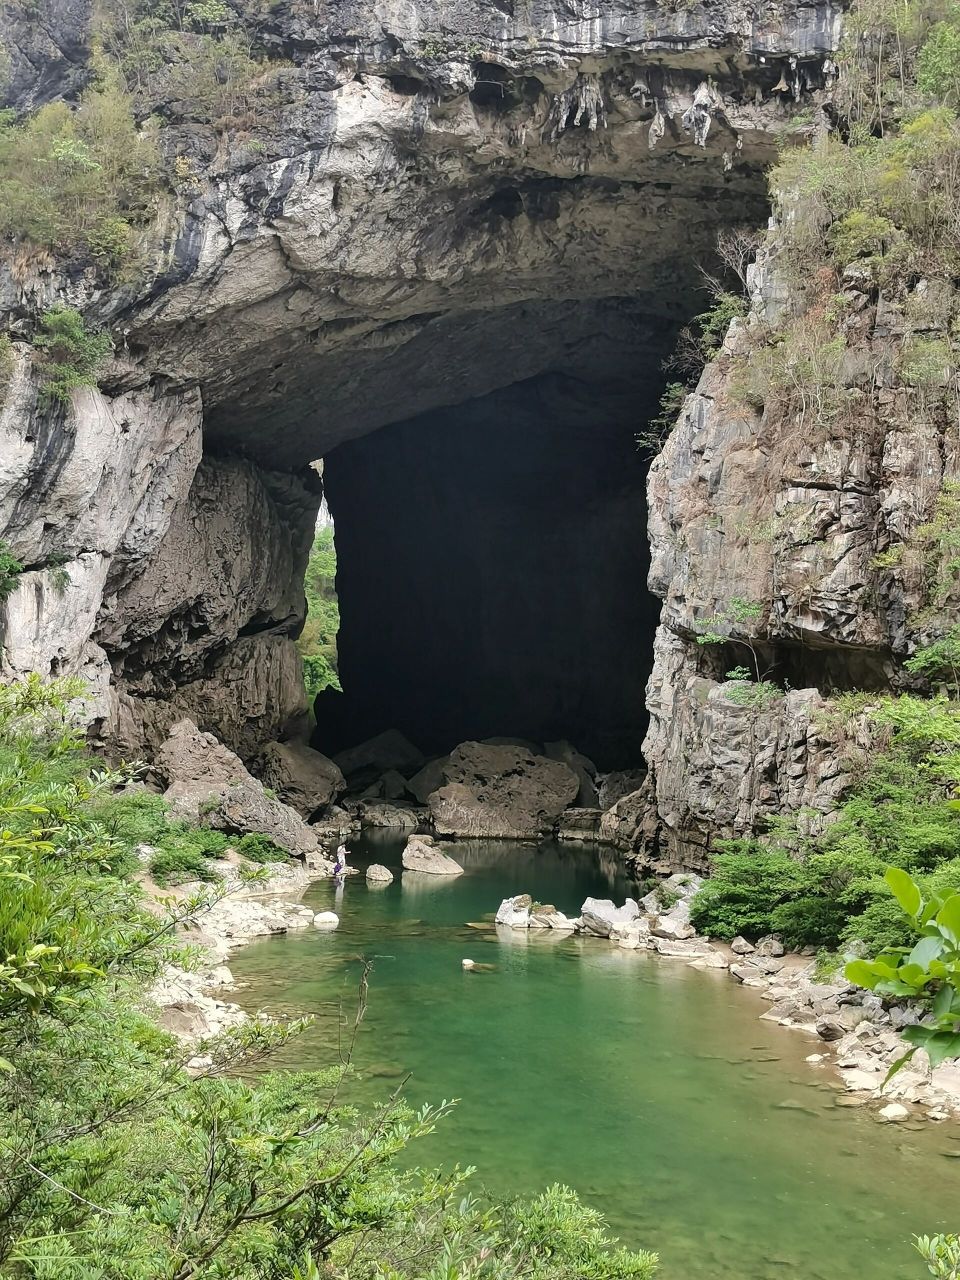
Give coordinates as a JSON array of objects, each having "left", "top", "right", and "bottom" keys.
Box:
[{"left": 149, "top": 845, "right": 960, "bottom": 1122}]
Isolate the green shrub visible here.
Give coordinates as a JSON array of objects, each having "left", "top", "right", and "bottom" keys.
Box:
[
  {"left": 722, "top": 679, "right": 782, "bottom": 709},
  {"left": 236, "top": 831, "right": 288, "bottom": 863},
  {"left": 693, "top": 695, "right": 960, "bottom": 949},
  {"left": 32, "top": 306, "right": 112, "bottom": 402},
  {"left": 0, "top": 80, "right": 159, "bottom": 265},
  {"left": 149, "top": 843, "right": 223, "bottom": 885},
  {"left": 0, "top": 540, "right": 23, "bottom": 600},
  {"left": 905, "top": 626, "right": 960, "bottom": 690},
  {"left": 690, "top": 845, "right": 803, "bottom": 939}
]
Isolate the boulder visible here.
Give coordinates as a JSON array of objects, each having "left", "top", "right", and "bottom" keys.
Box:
[
  {"left": 730, "top": 936, "right": 755, "bottom": 955},
  {"left": 610, "top": 917, "right": 651, "bottom": 949},
  {"left": 359, "top": 802, "right": 420, "bottom": 830},
  {"left": 381, "top": 769, "right": 409, "bottom": 800},
  {"left": 579, "top": 896, "right": 640, "bottom": 937},
  {"left": 334, "top": 730, "right": 424, "bottom": 779},
  {"left": 257, "top": 740, "right": 344, "bottom": 816},
  {"left": 428, "top": 741, "right": 579, "bottom": 838},
  {"left": 365, "top": 863, "right": 394, "bottom": 883},
  {"left": 596, "top": 769, "right": 647, "bottom": 810},
  {"left": 406, "top": 757, "right": 448, "bottom": 803},
  {"left": 652, "top": 936, "right": 713, "bottom": 958},
  {"left": 877, "top": 1102, "right": 910, "bottom": 1123},
  {"left": 815, "top": 1016, "right": 846, "bottom": 1042},
  {"left": 156, "top": 719, "right": 323, "bottom": 859},
  {"left": 496, "top": 894, "right": 532, "bottom": 928},
  {"left": 756, "top": 934, "right": 785, "bottom": 958},
  {"left": 687, "top": 947, "right": 729, "bottom": 969},
  {"left": 544, "top": 740, "right": 599, "bottom": 806},
  {"left": 313, "top": 911, "right": 339, "bottom": 929},
  {"left": 651, "top": 899, "right": 695, "bottom": 941},
  {"left": 530, "top": 904, "right": 575, "bottom": 930},
  {"left": 402, "top": 834, "right": 464, "bottom": 876},
  {"left": 729, "top": 963, "right": 768, "bottom": 986}
]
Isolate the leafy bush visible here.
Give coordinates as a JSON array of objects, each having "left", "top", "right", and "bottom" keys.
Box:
[
  {"left": 906, "top": 626, "right": 960, "bottom": 690},
  {"left": 0, "top": 81, "right": 159, "bottom": 266},
  {"left": 236, "top": 831, "right": 288, "bottom": 863},
  {"left": 0, "top": 540, "right": 23, "bottom": 600},
  {"left": 722, "top": 679, "right": 782, "bottom": 709},
  {"left": 32, "top": 306, "right": 112, "bottom": 402},
  {"left": 690, "top": 846, "right": 803, "bottom": 940},
  {"left": 149, "top": 843, "right": 223, "bottom": 885},
  {"left": 846, "top": 866, "right": 960, "bottom": 1069}
]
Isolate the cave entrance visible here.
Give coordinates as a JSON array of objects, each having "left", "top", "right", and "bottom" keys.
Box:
[{"left": 312, "top": 300, "right": 676, "bottom": 771}]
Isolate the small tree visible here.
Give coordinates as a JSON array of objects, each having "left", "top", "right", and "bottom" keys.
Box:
[{"left": 694, "top": 597, "right": 767, "bottom": 682}]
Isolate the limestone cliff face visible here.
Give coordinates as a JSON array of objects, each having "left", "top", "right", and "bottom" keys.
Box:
[
  {"left": 0, "top": 0, "right": 847, "bottom": 800},
  {"left": 635, "top": 243, "right": 960, "bottom": 867}
]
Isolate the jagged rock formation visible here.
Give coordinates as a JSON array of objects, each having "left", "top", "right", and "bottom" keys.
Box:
[
  {"left": 0, "top": 0, "right": 847, "bottom": 849},
  {"left": 636, "top": 240, "right": 960, "bottom": 867}
]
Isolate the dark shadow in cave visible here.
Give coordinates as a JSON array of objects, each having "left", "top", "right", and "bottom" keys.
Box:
[{"left": 313, "top": 334, "right": 672, "bottom": 771}]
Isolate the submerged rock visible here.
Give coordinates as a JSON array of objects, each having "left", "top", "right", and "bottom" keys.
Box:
[{"left": 401, "top": 834, "right": 464, "bottom": 876}]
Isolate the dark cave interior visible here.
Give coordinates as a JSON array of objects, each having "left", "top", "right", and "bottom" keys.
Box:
[{"left": 313, "top": 334, "right": 672, "bottom": 770}]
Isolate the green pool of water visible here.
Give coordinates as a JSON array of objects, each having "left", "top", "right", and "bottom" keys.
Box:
[{"left": 229, "top": 833, "right": 960, "bottom": 1280}]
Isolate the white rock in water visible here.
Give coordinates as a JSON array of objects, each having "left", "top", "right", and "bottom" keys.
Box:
[
  {"left": 579, "top": 896, "right": 640, "bottom": 937},
  {"left": 462, "top": 958, "right": 476, "bottom": 969},
  {"left": 365, "top": 863, "right": 394, "bottom": 883},
  {"left": 496, "top": 894, "right": 532, "bottom": 928},
  {"left": 313, "top": 911, "right": 339, "bottom": 929}
]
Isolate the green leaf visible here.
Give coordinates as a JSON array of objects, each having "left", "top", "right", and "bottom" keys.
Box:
[
  {"left": 845, "top": 959, "right": 881, "bottom": 989},
  {"left": 883, "top": 1047, "right": 917, "bottom": 1086},
  {"left": 936, "top": 894, "right": 960, "bottom": 945},
  {"left": 885, "top": 866, "right": 923, "bottom": 918},
  {"left": 907, "top": 935, "right": 945, "bottom": 970},
  {"left": 932, "top": 983, "right": 955, "bottom": 1020}
]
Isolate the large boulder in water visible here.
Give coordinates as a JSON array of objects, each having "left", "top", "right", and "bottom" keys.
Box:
[
  {"left": 401, "top": 834, "right": 464, "bottom": 875},
  {"left": 428, "top": 741, "right": 579, "bottom": 838},
  {"left": 579, "top": 896, "right": 641, "bottom": 937},
  {"left": 257, "top": 740, "right": 344, "bottom": 816}
]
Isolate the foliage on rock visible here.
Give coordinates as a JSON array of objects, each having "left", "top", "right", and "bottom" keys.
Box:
[
  {"left": 31, "top": 306, "right": 112, "bottom": 402},
  {"left": 0, "top": 79, "right": 159, "bottom": 269},
  {"left": 691, "top": 695, "right": 960, "bottom": 950}
]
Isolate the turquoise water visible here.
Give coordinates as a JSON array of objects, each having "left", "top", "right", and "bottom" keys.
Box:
[{"left": 229, "top": 834, "right": 960, "bottom": 1280}]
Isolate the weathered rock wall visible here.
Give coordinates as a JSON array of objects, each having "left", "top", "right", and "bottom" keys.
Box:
[
  {"left": 0, "top": 342, "right": 318, "bottom": 753},
  {"left": 636, "top": 242, "right": 960, "bottom": 868}
]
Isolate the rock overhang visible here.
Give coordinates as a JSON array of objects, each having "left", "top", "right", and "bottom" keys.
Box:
[{"left": 103, "top": 5, "right": 839, "bottom": 467}]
